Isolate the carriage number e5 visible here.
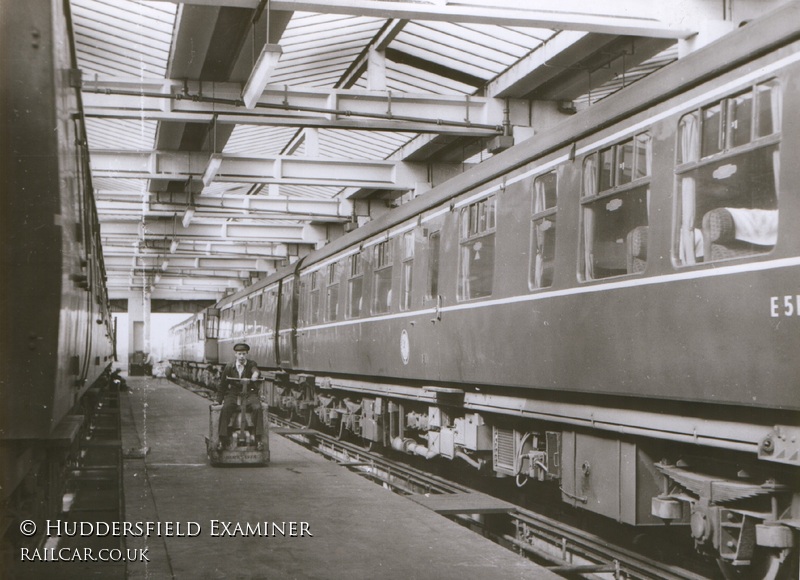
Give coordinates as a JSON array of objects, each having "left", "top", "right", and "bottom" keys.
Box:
[{"left": 770, "top": 295, "right": 800, "bottom": 317}]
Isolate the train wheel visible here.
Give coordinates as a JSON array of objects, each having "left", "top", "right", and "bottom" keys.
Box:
[
  {"left": 717, "top": 548, "right": 795, "bottom": 580},
  {"left": 335, "top": 417, "right": 346, "bottom": 441},
  {"left": 304, "top": 407, "right": 318, "bottom": 429}
]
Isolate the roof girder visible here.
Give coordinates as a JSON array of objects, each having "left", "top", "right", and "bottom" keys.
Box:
[
  {"left": 81, "top": 79, "right": 502, "bottom": 135},
  {"left": 155, "top": 0, "right": 694, "bottom": 38},
  {"left": 90, "top": 149, "right": 428, "bottom": 190}
]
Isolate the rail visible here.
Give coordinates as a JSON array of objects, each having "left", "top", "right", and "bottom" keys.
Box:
[{"left": 268, "top": 413, "right": 709, "bottom": 580}]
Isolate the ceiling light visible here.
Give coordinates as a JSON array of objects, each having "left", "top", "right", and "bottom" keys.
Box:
[
  {"left": 202, "top": 153, "right": 223, "bottom": 188},
  {"left": 241, "top": 43, "right": 282, "bottom": 109},
  {"left": 169, "top": 239, "right": 179, "bottom": 254},
  {"left": 182, "top": 207, "right": 195, "bottom": 228}
]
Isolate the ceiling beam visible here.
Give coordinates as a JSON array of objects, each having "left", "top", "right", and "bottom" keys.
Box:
[
  {"left": 105, "top": 255, "right": 273, "bottom": 270},
  {"left": 385, "top": 48, "right": 485, "bottom": 88},
  {"left": 98, "top": 220, "right": 309, "bottom": 242},
  {"left": 489, "top": 32, "right": 676, "bottom": 101},
  {"left": 86, "top": 109, "right": 499, "bottom": 135},
  {"left": 336, "top": 18, "right": 408, "bottom": 88},
  {"left": 89, "top": 150, "right": 427, "bottom": 190},
  {"left": 264, "top": 1, "right": 695, "bottom": 39},
  {"left": 153, "top": 0, "right": 260, "bottom": 6},
  {"left": 102, "top": 239, "right": 291, "bottom": 258},
  {"left": 152, "top": 0, "right": 695, "bottom": 38},
  {"left": 109, "top": 299, "right": 216, "bottom": 314},
  {"left": 81, "top": 79, "right": 500, "bottom": 135},
  {"left": 95, "top": 197, "right": 348, "bottom": 222}
]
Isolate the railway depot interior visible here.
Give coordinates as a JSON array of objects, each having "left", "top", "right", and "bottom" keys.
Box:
[{"left": 3, "top": 1, "right": 800, "bottom": 578}]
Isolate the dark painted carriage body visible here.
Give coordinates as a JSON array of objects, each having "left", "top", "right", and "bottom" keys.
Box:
[
  {"left": 1, "top": 0, "right": 114, "bottom": 441},
  {"left": 181, "top": 5, "right": 800, "bottom": 419},
  {"left": 263, "top": 28, "right": 799, "bottom": 416},
  {"left": 1, "top": 0, "right": 115, "bottom": 537}
]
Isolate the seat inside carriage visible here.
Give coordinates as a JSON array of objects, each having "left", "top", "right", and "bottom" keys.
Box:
[
  {"left": 624, "top": 205, "right": 777, "bottom": 273},
  {"left": 702, "top": 206, "right": 778, "bottom": 261}
]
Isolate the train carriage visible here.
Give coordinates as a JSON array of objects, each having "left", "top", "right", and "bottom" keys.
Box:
[
  {"left": 1, "top": 0, "right": 116, "bottom": 558},
  {"left": 170, "top": 5, "right": 800, "bottom": 576}
]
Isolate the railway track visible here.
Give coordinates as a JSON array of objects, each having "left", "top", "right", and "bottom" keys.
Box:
[
  {"left": 173, "top": 379, "right": 709, "bottom": 580},
  {"left": 269, "top": 412, "right": 709, "bottom": 580}
]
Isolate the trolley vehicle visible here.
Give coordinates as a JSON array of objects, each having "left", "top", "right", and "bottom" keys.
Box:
[{"left": 206, "top": 378, "right": 269, "bottom": 466}]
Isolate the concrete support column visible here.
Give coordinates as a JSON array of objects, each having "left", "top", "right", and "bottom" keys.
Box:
[{"left": 127, "top": 290, "right": 152, "bottom": 375}]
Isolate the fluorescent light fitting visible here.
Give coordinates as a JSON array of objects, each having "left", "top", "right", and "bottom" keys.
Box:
[
  {"left": 161, "top": 259, "right": 169, "bottom": 272},
  {"left": 202, "top": 153, "right": 223, "bottom": 187},
  {"left": 182, "top": 207, "right": 195, "bottom": 228},
  {"left": 169, "top": 239, "right": 179, "bottom": 254},
  {"left": 241, "top": 43, "right": 282, "bottom": 109}
]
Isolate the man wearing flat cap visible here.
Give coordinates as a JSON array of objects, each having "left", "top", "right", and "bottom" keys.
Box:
[{"left": 216, "top": 343, "right": 263, "bottom": 449}]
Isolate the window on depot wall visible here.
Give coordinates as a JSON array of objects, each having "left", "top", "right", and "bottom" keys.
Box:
[
  {"left": 458, "top": 195, "right": 496, "bottom": 300},
  {"left": 675, "top": 79, "right": 780, "bottom": 266},
  {"left": 372, "top": 239, "right": 393, "bottom": 314},
  {"left": 347, "top": 252, "right": 364, "bottom": 318},
  {"left": 325, "top": 262, "right": 339, "bottom": 322},
  {"left": 581, "top": 132, "right": 651, "bottom": 280},
  {"left": 529, "top": 172, "right": 557, "bottom": 289}
]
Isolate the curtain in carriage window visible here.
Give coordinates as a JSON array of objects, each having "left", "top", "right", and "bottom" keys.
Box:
[
  {"left": 678, "top": 112, "right": 700, "bottom": 265},
  {"left": 758, "top": 81, "right": 782, "bottom": 194},
  {"left": 458, "top": 196, "right": 496, "bottom": 301},
  {"left": 530, "top": 172, "right": 557, "bottom": 289},
  {"left": 582, "top": 157, "right": 596, "bottom": 280}
]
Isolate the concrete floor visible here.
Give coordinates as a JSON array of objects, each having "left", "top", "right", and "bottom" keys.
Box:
[{"left": 121, "top": 376, "right": 561, "bottom": 580}]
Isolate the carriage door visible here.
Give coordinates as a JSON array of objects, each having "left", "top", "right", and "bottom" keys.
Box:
[{"left": 277, "top": 277, "right": 295, "bottom": 368}]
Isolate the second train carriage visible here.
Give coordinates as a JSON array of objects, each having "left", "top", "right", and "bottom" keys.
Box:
[
  {"left": 171, "top": 5, "right": 800, "bottom": 576},
  {"left": 1, "top": 0, "right": 116, "bottom": 559}
]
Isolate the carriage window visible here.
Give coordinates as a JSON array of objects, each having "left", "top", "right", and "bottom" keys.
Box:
[
  {"left": 581, "top": 132, "right": 651, "bottom": 280},
  {"left": 675, "top": 80, "right": 780, "bottom": 266},
  {"left": 325, "top": 262, "right": 339, "bottom": 321},
  {"left": 347, "top": 252, "right": 364, "bottom": 318},
  {"left": 246, "top": 297, "right": 256, "bottom": 335},
  {"left": 529, "top": 172, "right": 557, "bottom": 289},
  {"left": 308, "top": 271, "right": 320, "bottom": 325},
  {"left": 205, "top": 309, "right": 220, "bottom": 339},
  {"left": 280, "top": 279, "right": 293, "bottom": 326},
  {"left": 756, "top": 81, "right": 780, "bottom": 137},
  {"left": 233, "top": 303, "right": 244, "bottom": 336},
  {"left": 400, "top": 231, "right": 414, "bottom": 311},
  {"left": 373, "top": 240, "right": 393, "bottom": 314},
  {"left": 426, "top": 231, "right": 441, "bottom": 300},
  {"left": 458, "top": 195, "right": 495, "bottom": 300},
  {"left": 220, "top": 307, "right": 232, "bottom": 339}
]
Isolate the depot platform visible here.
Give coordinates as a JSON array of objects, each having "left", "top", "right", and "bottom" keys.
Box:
[{"left": 120, "top": 375, "right": 560, "bottom": 580}]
